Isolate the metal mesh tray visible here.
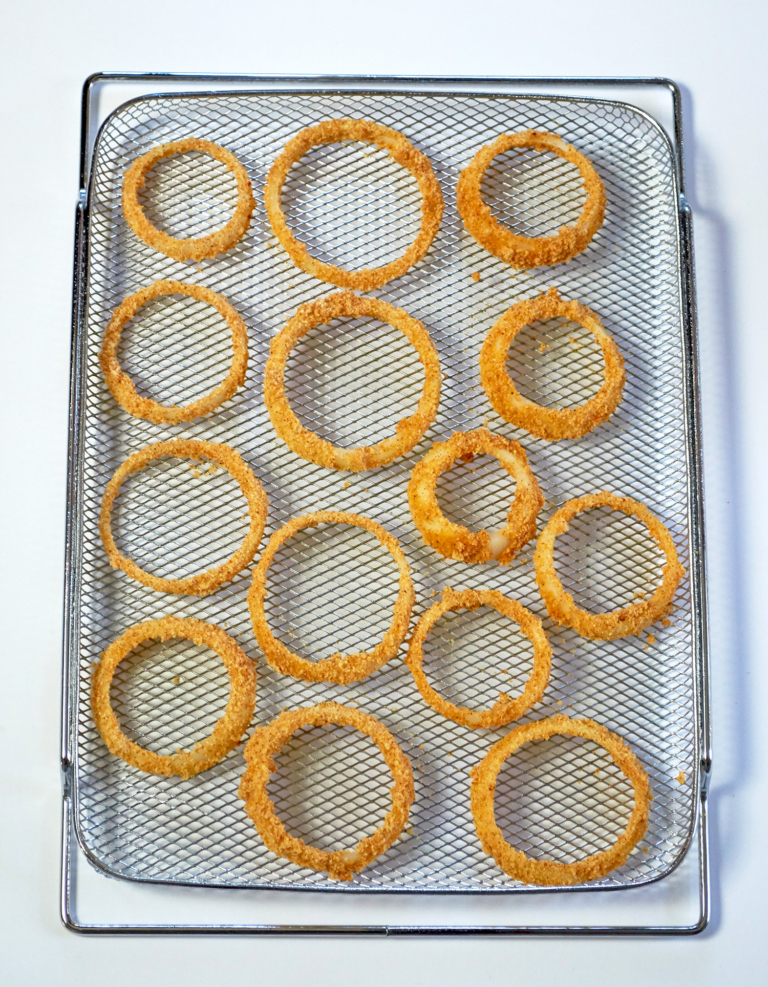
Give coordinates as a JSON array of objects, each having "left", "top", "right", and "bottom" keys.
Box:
[{"left": 68, "top": 86, "right": 699, "bottom": 894}]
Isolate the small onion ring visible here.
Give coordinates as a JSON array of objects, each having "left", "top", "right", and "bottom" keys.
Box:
[
  {"left": 99, "top": 439, "right": 268, "bottom": 596},
  {"left": 263, "top": 291, "right": 441, "bottom": 471},
  {"left": 470, "top": 714, "right": 650, "bottom": 886},
  {"left": 456, "top": 130, "right": 606, "bottom": 268},
  {"left": 239, "top": 702, "right": 415, "bottom": 881},
  {"left": 92, "top": 616, "right": 257, "bottom": 779},
  {"left": 264, "top": 118, "right": 444, "bottom": 290},
  {"left": 533, "top": 491, "right": 684, "bottom": 640},
  {"left": 249, "top": 511, "right": 415, "bottom": 685},
  {"left": 122, "top": 138, "right": 255, "bottom": 262},
  {"left": 406, "top": 587, "right": 552, "bottom": 729},
  {"left": 99, "top": 280, "right": 248, "bottom": 425},
  {"left": 407, "top": 428, "right": 544, "bottom": 564},
  {"left": 480, "top": 288, "right": 626, "bottom": 441}
]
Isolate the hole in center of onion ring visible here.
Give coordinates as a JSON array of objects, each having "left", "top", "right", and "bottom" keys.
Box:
[
  {"left": 108, "top": 638, "right": 231, "bottom": 756},
  {"left": 433, "top": 455, "right": 517, "bottom": 534},
  {"left": 283, "top": 316, "right": 426, "bottom": 450},
  {"left": 110, "top": 455, "right": 252, "bottom": 583},
  {"left": 419, "top": 605, "right": 537, "bottom": 710},
  {"left": 267, "top": 723, "right": 394, "bottom": 852},
  {"left": 479, "top": 148, "right": 587, "bottom": 239},
  {"left": 281, "top": 141, "right": 423, "bottom": 271},
  {"left": 493, "top": 735, "right": 636, "bottom": 864},
  {"left": 263, "top": 522, "right": 402, "bottom": 662},
  {"left": 137, "top": 150, "right": 240, "bottom": 241},
  {"left": 551, "top": 506, "right": 669, "bottom": 613},
  {"left": 505, "top": 316, "right": 607, "bottom": 410},
  {"left": 116, "top": 292, "right": 238, "bottom": 408}
]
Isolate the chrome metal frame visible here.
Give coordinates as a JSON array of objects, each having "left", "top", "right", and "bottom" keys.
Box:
[{"left": 61, "top": 72, "right": 709, "bottom": 936}]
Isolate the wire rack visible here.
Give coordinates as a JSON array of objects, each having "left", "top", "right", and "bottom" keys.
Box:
[{"left": 68, "top": 85, "right": 698, "bottom": 896}]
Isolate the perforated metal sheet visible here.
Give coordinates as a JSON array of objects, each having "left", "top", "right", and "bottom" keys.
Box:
[{"left": 72, "top": 90, "right": 696, "bottom": 893}]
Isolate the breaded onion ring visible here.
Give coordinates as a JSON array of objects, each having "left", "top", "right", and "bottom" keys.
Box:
[
  {"left": 264, "top": 119, "right": 444, "bottom": 290},
  {"left": 100, "top": 439, "right": 268, "bottom": 596},
  {"left": 479, "top": 288, "right": 626, "bottom": 441},
  {"left": 239, "top": 702, "right": 414, "bottom": 881},
  {"left": 99, "top": 280, "right": 248, "bottom": 425},
  {"left": 122, "top": 138, "right": 254, "bottom": 262},
  {"left": 406, "top": 587, "right": 552, "bottom": 729},
  {"left": 92, "top": 616, "right": 256, "bottom": 779},
  {"left": 470, "top": 714, "right": 650, "bottom": 886},
  {"left": 534, "top": 491, "right": 684, "bottom": 640},
  {"left": 456, "top": 130, "right": 605, "bottom": 268},
  {"left": 264, "top": 292, "right": 441, "bottom": 471},
  {"left": 407, "top": 429, "right": 543, "bottom": 564},
  {"left": 248, "top": 511, "right": 414, "bottom": 685}
]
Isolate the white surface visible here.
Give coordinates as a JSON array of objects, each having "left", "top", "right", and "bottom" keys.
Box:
[{"left": 0, "top": 0, "right": 764, "bottom": 983}]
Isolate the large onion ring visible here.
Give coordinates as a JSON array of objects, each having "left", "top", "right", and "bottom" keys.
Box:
[
  {"left": 264, "top": 119, "right": 444, "bottom": 290},
  {"left": 470, "top": 714, "right": 650, "bottom": 886},
  {"left": 263, "top": 291, "right": 441, "bottom": 471},
  {"left": 249, "top": 511, "right": 414, "bottom": 685},
  {"left": 479, "top": 288, "right": 626, "bottom": 441},
  {"left": 533, "top": 491, "right": 684, "bottom": 640},
  {"left": 456, "top": 130, "right": 605, "bottom": 268},
  {"left": 99, "top": 280, "right": 248, "bottom": 425},
  {"left": 92, "top": 616, "right": 257, "bottom": 779},
  {"left": 406, "top": 587, "right": 552, "bottom": 729},
  {"left": 122, "top": 138, "right": 254, "bottom": 262},
  {"left": 239, "top": 702, "right": 415, "bottom": 881},
  {"left": 100, "top": 439, "right": 268, "bottom": 596},
  {"left": 407, "top": 428, "right": 544, "bottom": 564}
]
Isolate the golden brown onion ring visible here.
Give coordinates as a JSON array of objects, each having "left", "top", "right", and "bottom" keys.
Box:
[
  {"left": 470, "top": 714, "right": 650, "bottom": 886},
  {"left": 480, "top": 288, "right": 625, "bottom": 441},
  {"left": 99, "top": 280, "right": 248, "bottom": 425},
  {"left": 99, "top": 439, "right": 268, "bottom": 596},
  {"left": 239, "top": 702, "right": 414, "bottom": 881},
  {"left": 533, "top": 491, "right": 684, "bottom": 640},
  {"left": 457, "top": 130, "right": 605, "bottom": 268},
  {"left": 92, "top": 616, "right": 256, "bottom": 779},
  {"left": 264, "top": 118, "right": 443, "bottom": 290},
  {"left": 406, "top": 587, "right": 552, "bottom": 729},
  {"left": 407, "top": 428, "right": 543, "bottom": 564},
  {"left": 122, "top": 138, "right": 254, "bottom": 262},
  {"left": 264, "top": 292, "right": 441, "bottom": 471},
  {"left": 248, "top": 511, "right": 415, "bottom": 684}
]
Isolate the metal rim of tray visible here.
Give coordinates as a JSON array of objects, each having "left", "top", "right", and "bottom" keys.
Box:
[{"left": 60, "top": 71, "right": 710, "bottom": 936}]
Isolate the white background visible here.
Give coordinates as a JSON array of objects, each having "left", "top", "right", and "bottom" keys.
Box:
[{"left": 0, "top": 0, "right": 764, "bottom": 983}]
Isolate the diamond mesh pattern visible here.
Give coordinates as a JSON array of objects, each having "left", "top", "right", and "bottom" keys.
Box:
[{"left": 73, "top": 91, "right": 695, "bottom": 892}]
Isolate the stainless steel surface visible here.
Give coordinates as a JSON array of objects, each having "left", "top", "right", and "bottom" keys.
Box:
[{"left": 62, "top": 75, "right": 707, "bottom": 931}]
